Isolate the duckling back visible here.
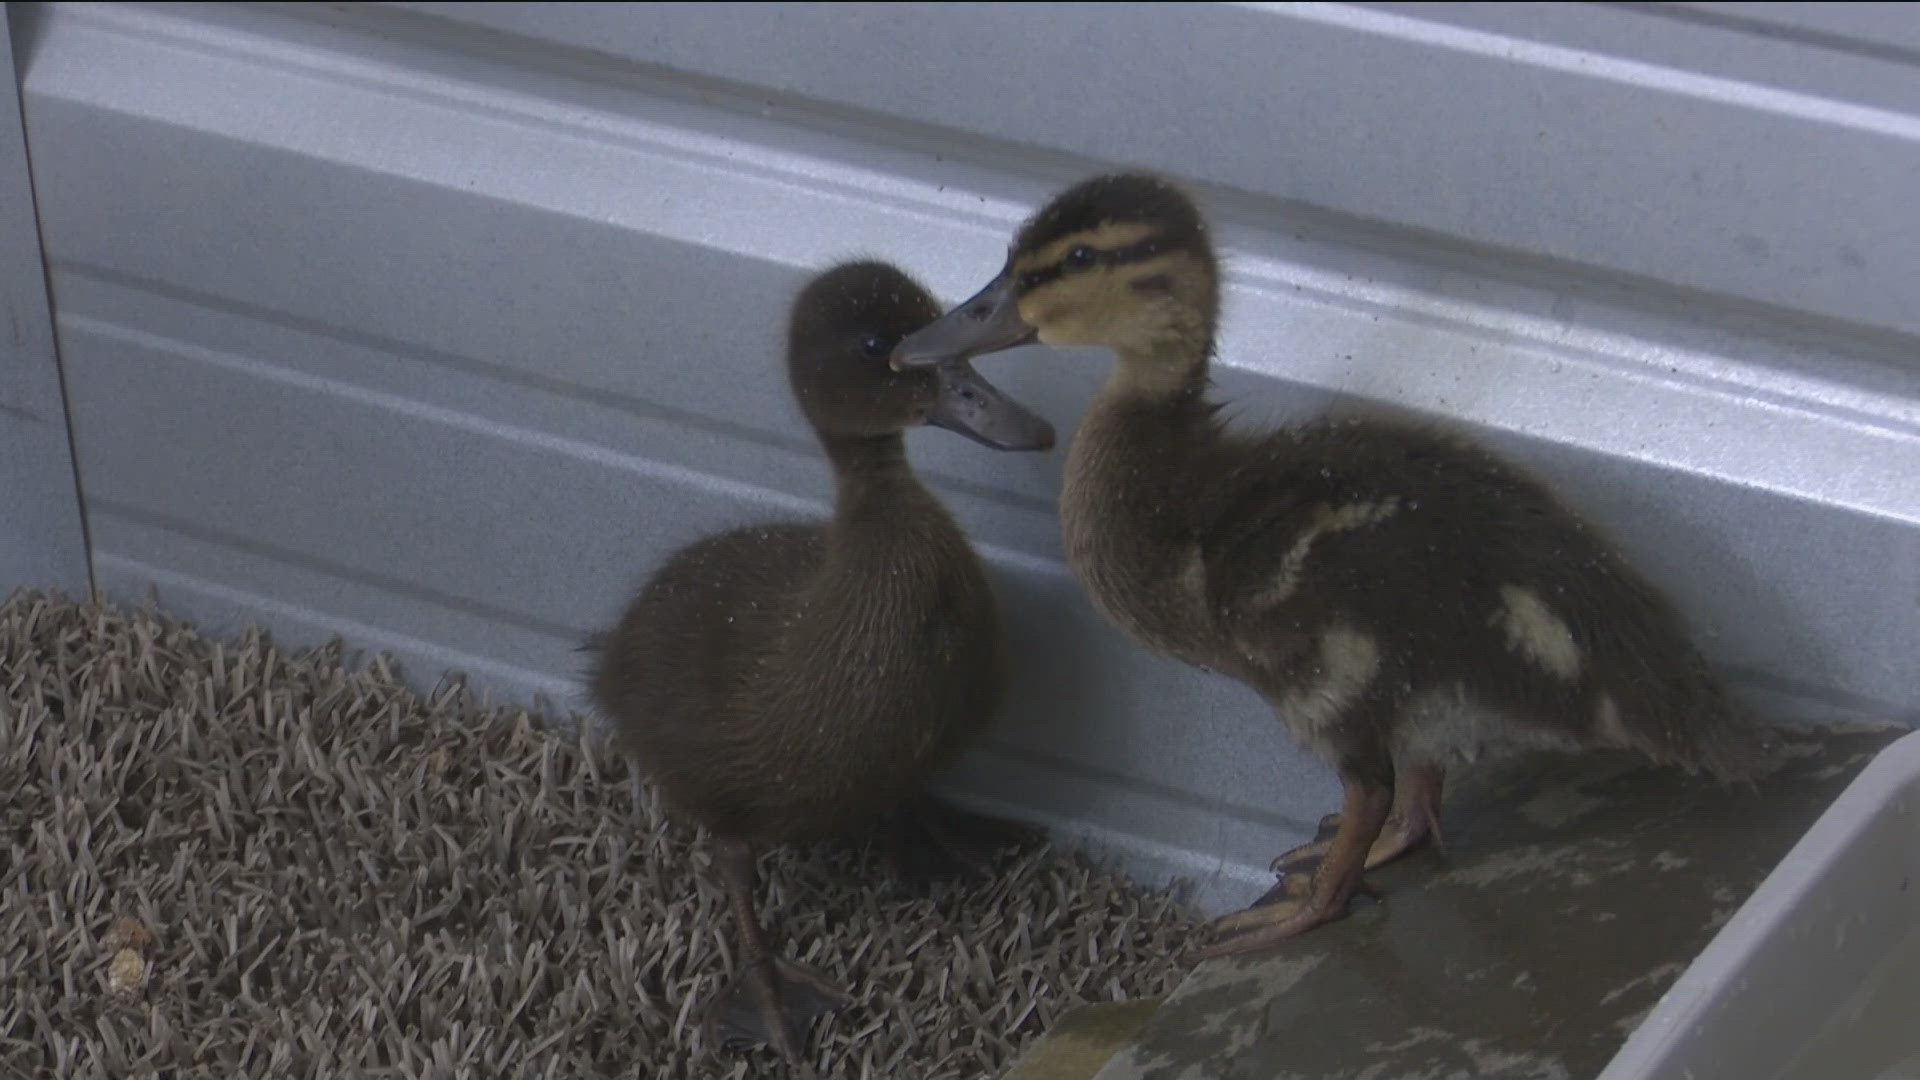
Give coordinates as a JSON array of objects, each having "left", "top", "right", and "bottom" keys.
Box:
[{"left": 1197, "top": 414, "right": 1764, "bottom": 780}]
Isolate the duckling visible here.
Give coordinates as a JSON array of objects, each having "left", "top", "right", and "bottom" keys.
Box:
[
  {"left": 893, "top": 174, "right": 1767, "bottom": 957},
  {"left": 589, "top": 260, "right": 1053, "bottom": 1064}
]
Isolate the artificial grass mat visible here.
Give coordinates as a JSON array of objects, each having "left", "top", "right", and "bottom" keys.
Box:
[{"left": 0, "top": 591, "right": 1195, "bottom": 1078}]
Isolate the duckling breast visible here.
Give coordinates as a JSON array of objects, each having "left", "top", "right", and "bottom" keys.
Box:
[{"left": 598, "top": 523, "right": 1005, "bottom": 842}]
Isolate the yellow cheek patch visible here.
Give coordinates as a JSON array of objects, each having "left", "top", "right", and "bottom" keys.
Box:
[{"left": 1018, "top": 274, "right": 1071, "bottom": 314}]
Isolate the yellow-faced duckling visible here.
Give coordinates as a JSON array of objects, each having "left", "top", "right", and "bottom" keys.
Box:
[
  {"left": 894, "top": 174, "right": 1767, "bottom": 957},
  {"left": 588, "top": 261, "right": 1051, "bottom": 1066}
]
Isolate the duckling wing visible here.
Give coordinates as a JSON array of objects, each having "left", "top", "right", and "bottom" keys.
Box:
[
  {"left": 1193, "top": 417, "right": 1525, "bottom": 615},
  {"left": 1192, "top": 417, "right": 1761, "bottom": 776}
]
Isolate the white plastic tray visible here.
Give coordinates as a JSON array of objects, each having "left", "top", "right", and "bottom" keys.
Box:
[{"left": 1603, "top": 730, "right": 1920, "bottom": 1080}]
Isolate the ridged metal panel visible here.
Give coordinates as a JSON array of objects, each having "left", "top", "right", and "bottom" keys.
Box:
[
  {"left": 16, "top": 1, "right": 1919, "bottom": 912},
  {"left": 0, "top": 3, "right": 87, "bottom": 596},
  {"left": 385, "top": 0, "right": 1920, "bottom": 342}
]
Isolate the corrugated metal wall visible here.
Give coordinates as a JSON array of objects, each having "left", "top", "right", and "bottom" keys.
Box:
[
  {"left": 10, "top": 1, "right": 1918, "bottom": 911},
  {"left": 0, "top": 3, "right": 85, "bottom": 596}
]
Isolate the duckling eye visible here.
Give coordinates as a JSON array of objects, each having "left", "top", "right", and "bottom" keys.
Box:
[
  {"left": 860, "top": 333, "right": 892, "bottom": 358},
  {"left": 1063, "top": 245, "right": 1097, "bottom": 270}
]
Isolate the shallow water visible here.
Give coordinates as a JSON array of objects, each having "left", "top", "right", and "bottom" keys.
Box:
[{"left": 1774, "top": 931, "right": 1920, "bottom": 1080}]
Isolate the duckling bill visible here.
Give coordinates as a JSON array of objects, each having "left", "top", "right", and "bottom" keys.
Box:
[
  {"left": 589, "top": 261, "right": 1051, "bottom": 1067},
  {"left": 896, "top": 174, "right": 1769, "bottom": 958}
]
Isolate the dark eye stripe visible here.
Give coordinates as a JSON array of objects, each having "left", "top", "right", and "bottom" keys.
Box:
[{"left": 1017, "top": 233, "right": 1174, "bottom": 293}]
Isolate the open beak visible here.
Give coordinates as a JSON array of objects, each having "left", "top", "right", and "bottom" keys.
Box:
[
  {"left": 925, "top": 358, "right": 1054, "bottom": 452},
  {"left": 891, "top": 267, "right": 1035, "bottom": 370}
]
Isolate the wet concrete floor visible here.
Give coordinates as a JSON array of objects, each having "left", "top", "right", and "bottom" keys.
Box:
[{"left": 1087, "top": 723, "right": 1905, "bottom": 1080}]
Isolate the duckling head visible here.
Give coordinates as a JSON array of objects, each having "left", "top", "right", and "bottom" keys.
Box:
[
  {"left": 894, "top": 174, "right": 1219, "bottom": 392},
  {"left": 790, "top": 261, "right": 1054, "bottom": 450}
]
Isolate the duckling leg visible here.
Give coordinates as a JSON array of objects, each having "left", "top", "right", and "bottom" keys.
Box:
[
  {"left": 1269, "top": 764, "right": 1446, "bottom": 874},
  {"left": 1202, "top": 773, "right": 1393, "bottom": 957},
  {"left": 622, "top": 751, "right": 654, "bottom": 822},
  {"left": 703, "top": 839, "right": 849, "bottom": 1068}
]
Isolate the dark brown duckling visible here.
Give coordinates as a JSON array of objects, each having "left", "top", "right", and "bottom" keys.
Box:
[
  {"left": 894, "top": 173, "right": 1768, "bottom": 957},
  {"left": 588, "top": 260, "right": 1052, "bottom": 1066}
]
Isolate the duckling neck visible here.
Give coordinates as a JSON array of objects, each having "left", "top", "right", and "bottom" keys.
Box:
[
  {"left": 1068, "top": 348, "right": 1219, "bottom": 535},
  {"left": 821, "top": 432, "right": 948, "bottom": 528},
  {"left": 1109, "top": 336, "right": 1213, "bottom": 399},
  {"left": 1058, "top": 343, "right": 1221, "bottom": 662},
  {"left": 815, "top": 430, "right": 983, "bottom": 639}
]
